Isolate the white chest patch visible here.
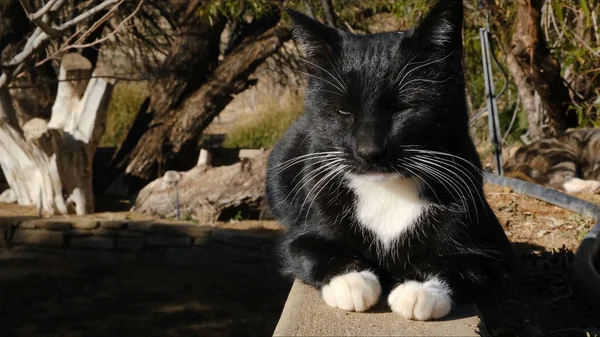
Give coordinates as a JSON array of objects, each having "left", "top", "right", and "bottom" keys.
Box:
[{"left": 347, "top": 174, "right": 428, "bottom": 250}]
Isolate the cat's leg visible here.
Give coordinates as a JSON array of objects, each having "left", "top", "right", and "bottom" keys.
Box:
[
  {"left": 387, "top": 275, "right": 452, "bottom": 321},
  {"left": 282, "top": 233, "right": 381, "bottom": 312}
]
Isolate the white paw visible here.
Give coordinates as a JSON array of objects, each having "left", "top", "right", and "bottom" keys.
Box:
[
  {"left": 563, "top": 178, "right": 600, "bottom": 193},
  {"left": 322, "top": 271, "right": 381, "bottom": 312},
  {"left": 388, "top": 276, "right": 452, "bottom": 321}
]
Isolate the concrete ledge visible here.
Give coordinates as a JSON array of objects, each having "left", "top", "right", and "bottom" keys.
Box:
[{"left": 273, "top": 280, "right": 482, "bottom": 336}]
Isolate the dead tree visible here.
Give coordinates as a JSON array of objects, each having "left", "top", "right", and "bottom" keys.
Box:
[
  {"left": 0, "top": 0, "right": 139, "bottom": 214},
  {"left": 0, "top": 53, "right": 113, "bottom": 215}
]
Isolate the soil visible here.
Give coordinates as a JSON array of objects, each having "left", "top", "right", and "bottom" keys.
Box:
[
  {"left": 481, "top": 184, "right": 600, "bottom": 337},
  {"left": 484, "top": 184, "right": 596, "bottom": 252}
]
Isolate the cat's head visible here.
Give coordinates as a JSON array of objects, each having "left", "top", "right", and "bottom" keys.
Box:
[{"left": 287, "top": 0, "right": 470, "bottom": 176}]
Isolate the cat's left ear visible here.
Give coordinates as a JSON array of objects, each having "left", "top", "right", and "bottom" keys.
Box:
[
  {"left": 414, "top": 0, "right": 463, "bottom": 49},
  {"left": 284, "top": 7, "right": 342, "bottom": 62}
]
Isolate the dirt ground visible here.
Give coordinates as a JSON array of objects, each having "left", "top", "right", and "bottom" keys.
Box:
[
  {"left": 481, "top": 184, "right": 600, "bottom": 337},
  {"left": 484, "top": 184, "right": 596, "bottom": 252}
]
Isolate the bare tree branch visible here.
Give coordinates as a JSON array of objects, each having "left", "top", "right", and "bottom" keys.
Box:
[
  {"left": 0, "top": 0, "right": 132, "bottom": 90},
  {"left": 18, "top": 0, "right": 61, "bottom": 37}
]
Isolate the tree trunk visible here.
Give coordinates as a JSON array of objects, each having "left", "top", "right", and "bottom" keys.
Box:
[
  {"left": 0, "top": 53, "right": 113, "bottom": 215},
  {"left": 509, "top": 0, "right": 577, "bottom": 140},
  {"left": 109, "top": 12, "right": 226, "bottom": 178},
  {"left": 122, "top": 24, "right": 291, "bottom": 181}
]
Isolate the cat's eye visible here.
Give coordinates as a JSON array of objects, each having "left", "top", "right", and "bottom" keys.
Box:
[{"left": 337, "top": 109, "right": 351, "bottom": 115}]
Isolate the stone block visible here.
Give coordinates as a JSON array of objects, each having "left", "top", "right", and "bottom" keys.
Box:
[
  {"left": 20, "top": 221, "right": 36, "bottom": 229},
  {"left": 219, "top": 244, "right": 260, "bottom": 263},
  {"left": 193, "top": 236, "right": 210, "bottom": 246},
  {"left": 0, "top": 217, "right": 34, "bottom": 227},
  {"left": 11, "top": 229, "right": 64, "bottom": 247},
  {"left": 147, "top": 235, "right": 191, "bottom": 247},
  {"left": 0, "top": 227, "right": 7, "bottom": 247},
  {"left": 28, "top": 220, "right": 72, "bottom": 231},
  {"left": 99, "top": 221, "right": 127, "bottom": 229},
  {"left": 128, "top": 221, "right": 156, "bottom": 232},
  {"left": 92, "top": 229, "right": 144, "bottom": 237},
  {"left": 71, "top": 219, "right": 99, "bottom": 229},
  {"left": 116, "top": 237, "right": 146, "bottom": 250},
  {"left": 1, "top": 245, "right": 66, "bottom": 261},
  {"left": 67, "top": 229, "right": 94, "bottom": 237},
  {"left": 153, "top": 223, "right": 212, "bottom": 238},
  {"left": 66, "top": 250, "right": 135, "bottom": 264},
  {"left": 211, "top": 229, "right": 264, "bottom": 248},
  {"left": 164, "top": 247, "right": 213, "bottom": 267},
  {"left": 70, "top": 237, "right": 114, "bottom": 249}
]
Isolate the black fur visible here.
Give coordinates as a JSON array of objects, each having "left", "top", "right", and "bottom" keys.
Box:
[{"left": 266, "top": 0, "right": 517, "bottom": 307}]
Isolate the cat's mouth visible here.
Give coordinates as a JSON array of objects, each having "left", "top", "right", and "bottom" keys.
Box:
[{"left": 349, "top": 160, "right": 409, "bottom": 178}]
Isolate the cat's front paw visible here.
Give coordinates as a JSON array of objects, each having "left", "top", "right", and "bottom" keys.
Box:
[
  {"left": 321, "top": 270, "right": 381, "bottom": 312},
  {"left": 388, "top": 276, "right": 452, "bottom": 321}
]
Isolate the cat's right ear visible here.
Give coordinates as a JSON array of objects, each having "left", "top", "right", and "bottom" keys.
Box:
[{"left": 285, "top": 7, "right": 342, "bottom": 62}]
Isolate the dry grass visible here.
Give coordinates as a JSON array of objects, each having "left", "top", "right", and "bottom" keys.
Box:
[
  {"left": 100, "top": 81, "right": 149, "bottom": 147},
  {"left": 222, "top": 96, "right": 303, "bottom": 149}
]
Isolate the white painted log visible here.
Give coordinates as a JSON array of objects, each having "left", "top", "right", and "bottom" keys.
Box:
[
  {"left": 0, "top": 53, "right": 114, "bottom": 215},
  {"left": 133, "top": 151, "right": 269, "bottom": 222},
  {"left": 0, "top": 188, "right": 16, "bottom": 203}
]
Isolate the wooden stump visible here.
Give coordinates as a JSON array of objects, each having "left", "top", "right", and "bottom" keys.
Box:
[{"left": 0, "top": 53, "right": 114, "bottom": 215}]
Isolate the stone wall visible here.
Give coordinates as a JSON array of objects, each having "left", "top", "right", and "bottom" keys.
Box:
[{"left": 0, "top": 217, "right": 282, "bottom": 275}]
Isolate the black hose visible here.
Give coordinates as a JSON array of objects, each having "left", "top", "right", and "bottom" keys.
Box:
[{"left": 484, "top": 173, "right": 600, "bottom": 315}]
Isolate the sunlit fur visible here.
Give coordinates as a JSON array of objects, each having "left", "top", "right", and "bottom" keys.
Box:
[{"left": 266, "top": 0, "right": 517, "bottom": 318}]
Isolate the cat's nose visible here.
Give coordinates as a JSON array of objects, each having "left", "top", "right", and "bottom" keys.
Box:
[{"left": 356, "top": 142, "right": 384, "bottom": 162}]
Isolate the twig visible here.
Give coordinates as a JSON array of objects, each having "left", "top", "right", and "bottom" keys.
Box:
[
  {"left": 1, "top": 0, "right": 128, "bottom": 90},
  {"left": 8, "top": 74, "right": 151, "bottom": 89},
  {"left": 568, "top": 27, "right": 600, "bottom": 57},
  {"left": 18, "top": 0, "right": 61, "bottom": 37},
  {"left": 69, "top": 0, "right": 143, "bottom": 49},
  {"left": 503, "top": 95, "right": 521, "bottom": 144},
  {"left": 55, "top": 0, "right": 122, "bottom": 32}
]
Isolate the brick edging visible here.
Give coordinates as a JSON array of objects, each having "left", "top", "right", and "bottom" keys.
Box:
[{"left": 0, "top": 218, "right": 282, "bottom": 270}]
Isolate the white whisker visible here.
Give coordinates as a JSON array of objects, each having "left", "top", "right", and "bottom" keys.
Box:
[
  {"left": 298, "top": 70, "right": 346, "bottom": 94},
  {"left": 409, "top": 156, "right": 478, "bottom": 220},
  {"left": 300, "top": 58, "right": 347, "bottom": 92},
  {"left": 395, "top": 52, "right": 454, "bottom": 89}
]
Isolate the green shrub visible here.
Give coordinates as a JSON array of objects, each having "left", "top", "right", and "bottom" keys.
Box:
[
  {"left": 222, "top": 98, "right": 303, "bottom": 149},
  {"left": 100, "top": 81, "right": 149, "bottom": 147}
]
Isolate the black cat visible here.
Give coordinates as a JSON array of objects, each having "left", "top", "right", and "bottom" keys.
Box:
[{"left": 266, "top": 0, "right": 516, "bottom": 321}]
